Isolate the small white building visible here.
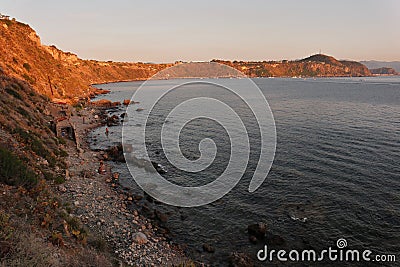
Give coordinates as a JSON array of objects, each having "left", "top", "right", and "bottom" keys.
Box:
[
  {"left": 0, "top": 13, "right": 10, "bottom": 20},
  {"left": 0, "top": 13, "right": 11, "bottom": 20}
]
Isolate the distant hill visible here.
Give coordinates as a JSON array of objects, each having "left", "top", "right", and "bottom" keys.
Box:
[
  {"left": 214, "top": 54, "right": 371, "bottom": 78},
  {"left": 361, "top": 61, "right": 400, "bottom": 73},
  {"left": 300, "top": 54, "right": 342, "bottom": 65},
  {"left": 370, "top": 67, "right": 398, "bottom": 75}
]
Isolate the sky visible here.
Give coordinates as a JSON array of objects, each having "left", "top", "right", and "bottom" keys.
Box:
[{"left": 2, "top": 0, "right": 400, "bottom": 63}]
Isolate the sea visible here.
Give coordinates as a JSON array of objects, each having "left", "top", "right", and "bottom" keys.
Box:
[{"left": 89, "top": 76, "right": 400, "bottom": 266}]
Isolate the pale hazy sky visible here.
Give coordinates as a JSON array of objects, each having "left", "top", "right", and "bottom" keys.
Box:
[{"left": 2, "top": 0, "right": 400, "bottom": 62}]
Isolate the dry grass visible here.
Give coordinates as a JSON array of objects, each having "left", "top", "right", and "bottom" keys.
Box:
[{"left": 0, "top": 209, "right": 114, "bottom": 267}]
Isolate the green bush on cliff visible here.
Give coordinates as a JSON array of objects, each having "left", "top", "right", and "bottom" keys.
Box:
[
  {"left": 5, "top": 87, "right": 22, "bottom": 100},
  {"left": 22, "top": 62, "right": 31, "bottom": 72},
  {"left": 12, "top": 127, "right": 57, "bottom": 167},
  {"left": 0, "top": 146, "right": 38, "bottom": 188}
]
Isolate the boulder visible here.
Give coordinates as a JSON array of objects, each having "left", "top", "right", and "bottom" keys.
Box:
[
  {"left": 247, "top": 223, "right": 267, "bottom": 239},
  {"left": 90, "top": 99, "right": 121, "bottom": 108},
  {"left": 249, "top": 235, "right": 258, "bottom": 244},
  {"left": 266, "top": 233, "right": 285, "bottom": 246},
  {"left": 112, "top": 172, "right": 120, "bottom": 180},
  {"left": 203, "top": 243, "right": 215, "bottom": 253},
  {"left": 151, "top": 161, "right": 167, "bottom": 174},
  {"left": 132, "top": 232, "right": 148, "bottom": 245},
  {"left": 105, "top": 144, "right": 125, "bottom": 162},
  {"left": 91, "top": 99, "right": 112, "bottom": 107},
  {"left": 155, "top": 210, "right": 168, "bottom": 223},
  {"left": 58, "top": 185, "right": 67, "bottom": 193},
  {"left": 229, "top": 252, "right": 255, "bottom": 267},
  {"left": 106, "top": 115, "right": 120, "bottom": 126}
]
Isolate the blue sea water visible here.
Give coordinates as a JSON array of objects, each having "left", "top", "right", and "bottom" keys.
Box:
[{"left": 90, "top": 77, "right": 400, "bottom": 265}]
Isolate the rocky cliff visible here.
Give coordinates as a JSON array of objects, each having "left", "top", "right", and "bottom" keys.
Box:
[{"left": 0, "top": 19, "right": 170, "bottom": 100}]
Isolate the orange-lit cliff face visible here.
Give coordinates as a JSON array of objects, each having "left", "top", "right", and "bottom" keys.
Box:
[{"left": 0, "top": 19, "right": 169, "bottom": 100}]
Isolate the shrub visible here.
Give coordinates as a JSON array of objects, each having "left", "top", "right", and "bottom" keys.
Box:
[
  {"left": 88, "top": 235, "right": 107, "bottom": 252},
  {"left": 0, "top": 210, "right": 13, "bottom": 241},
  {"left": 56, "top": 137, "right": 66, "bottom": 145},
  {"left": 22, "top": 63, "right": 31, "bottom": 72},
  {"left": 31, "top": 138, "right": 56, "bottom": 167},
  {"left": 22, "top": 74, "right": 35, "bottom": 85},
  {"left": 58, "top": 149, "right": 68, "bottom": 157},
  {"left": 0, "top": 146, "right": 38, "bottom": 188},
  {"left": 5, "top": 87, "right": 22, "bottom": 100},
  {"left": 54, "top": 175, "right": 65, "bottom": 185},
  {"left": 17, "top": 107, "right": 30, "bottom": 118}
]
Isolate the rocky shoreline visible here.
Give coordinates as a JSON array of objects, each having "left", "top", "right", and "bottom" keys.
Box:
[{"left": 58, "top": 106, "right": 192, "bottom": 266}]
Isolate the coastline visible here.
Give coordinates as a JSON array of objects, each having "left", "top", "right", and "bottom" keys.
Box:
[{"left": 59, "top": 105, "right": 190, "bottom": 266}]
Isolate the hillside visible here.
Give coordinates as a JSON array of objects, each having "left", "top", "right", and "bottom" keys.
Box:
[
  {"left": 214, "top": 54, "right": 371, "bottom": 77},
  {"left": 0, "top": 70, "right": 119, "bottom": 266},
  {"left": 0, "top": 18, "right": 170, "bottom": 101}
]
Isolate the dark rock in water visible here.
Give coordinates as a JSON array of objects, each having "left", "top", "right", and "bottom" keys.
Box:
[
  {"left": 248, "top": 223, "right": 267, "bottom": 239},
  {"left": 133, "top": 195, "right": 143, "bottom": 201},
  {"left": 229, "top": 252, "right": 254, "bottom": 267},
  {"left": 120, "top": 112, "right": 127, "bottom": 118},
  {"left": 141, "top": 204, "right": 155, "bottom": 219},
  {"left": 151, "top": 161, "right": 166, "bottom": 174},
  {"left": 144, "top": 192, "right": 154, "bottom": 203},
  {"left": 180, "top": 214, "right": 188, "bottom": 221},
  {"left": 202, "top": 243, "right": 215, "bottom": 253},
  {"left": 112, "top": 172, "right": 120, "bottom": 180},
  {"left": 266, "top": 232, "right": 285, "bottom": 246},
  {"left": 248, "top": 235, "right": 258, "bottom": 244},
  {"left": 105, "top": 144, "right": 125, "bottom": 162},
  {"left": 90, "top": 99, "right": 121, "bottom": 108},
  {"left": 157, "top": 227, "right": 170, "bottom": 236},
  {"left": 155, "top": 209, "right": 168, "bottom": 223},
  {"left": 106, "top": 114, "right": 120, "bottom": 126}
]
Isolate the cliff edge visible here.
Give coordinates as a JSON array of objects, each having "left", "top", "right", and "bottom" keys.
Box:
[{"left": 0, "top": 19, "right": 169, "bottom": 100}]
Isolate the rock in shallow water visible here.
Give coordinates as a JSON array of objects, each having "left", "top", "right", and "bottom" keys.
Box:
[
  {"left": 202, "top": 243, "right": 215, "bottom": 253},
  {"left": 229, "top": 252, "right": 254, "bottom": 267},
  {"left": 247, "top": 222, "right": 267, "bottom": 239}
]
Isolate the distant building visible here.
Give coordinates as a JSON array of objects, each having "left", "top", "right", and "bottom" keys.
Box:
[{"left": 0, "top": 13, "right": 11, "bottom": 20}]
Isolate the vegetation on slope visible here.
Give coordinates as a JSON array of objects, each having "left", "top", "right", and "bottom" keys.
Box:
[
  {"left": 213, "top": 54, "right": 371, "bottom": 77},
  {"left": 0, "top": 72, "right": 115, "bottom": 266}
]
